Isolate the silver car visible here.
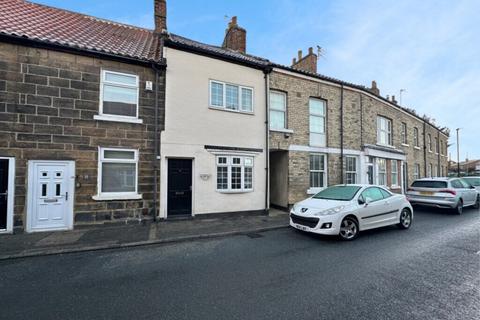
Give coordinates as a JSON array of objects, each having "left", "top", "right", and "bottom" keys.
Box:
[
  {"left": 463, "top": 176, "right": 480, "bottom": 192},
  {"left": 406, "top": 178, "right": 479, "bottom": 214}
]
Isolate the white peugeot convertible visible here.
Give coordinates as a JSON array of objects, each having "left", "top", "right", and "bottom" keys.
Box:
[{"left": 290, "top": 185, "right": 413, "bottom": 240}]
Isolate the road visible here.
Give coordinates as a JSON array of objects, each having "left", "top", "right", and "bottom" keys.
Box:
[{"left": 0, "top": 207, "right": 479, "bottom": 320}]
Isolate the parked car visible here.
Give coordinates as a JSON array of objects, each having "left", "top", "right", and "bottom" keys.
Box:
[
  {"left": 290, "top": 185, "right": 413, "bottom": 241},
  {"left": 406, "top": 178, "right": 479, "bottom": 214},
  {"left": 462, "top": 176, "right": 480, "bottom": 192}
]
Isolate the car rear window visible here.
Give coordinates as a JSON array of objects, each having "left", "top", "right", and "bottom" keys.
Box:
[
  {"left": 313, "top": 186, "right": 362, "bottom": 201},
  {"left": 411, "top": 181, "right": 447, "bottom": 188}
]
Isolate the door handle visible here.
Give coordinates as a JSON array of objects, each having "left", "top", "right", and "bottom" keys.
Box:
[{"left": 65, "top": 192, "right": 68, "bottom": 201}]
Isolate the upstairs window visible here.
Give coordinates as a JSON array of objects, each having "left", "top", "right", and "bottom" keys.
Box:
[
  {"left": 309, "top": 98, "right": 326, "bottom": 147},
  {"left": 216, "top": 156, "right": 253, "bottom": 192},
  {"left": 435, "top": 137, "right": 439, "bottom": 154},
  {"left": 413, "top": 127, "right": 419, "bottom": 147},
  {"left": 413, "top": 163, "right": 420, "bottom": 179},
  {"left": 377, "top": 116, "right": 392, "bottom": 146},
  {"left": 401, "top": 122, "right": 407, "bottom": 144},
  {"left": 99, "top": 70, "right": 139, "bottom": 119},
  {"left": 428, "top": 134, "right": 432, "bottom": 152},
  {"left": 210, "top": 80, "right": 253, "bottom": 113},
  {"left": 270, "top": 91, "right": 287, "bottom": 130}
]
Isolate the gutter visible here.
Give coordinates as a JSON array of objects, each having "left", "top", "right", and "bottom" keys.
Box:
[
  {"left": 264, "top": 67, "right": 273, "bottom": 214},
  {"left": 340, "top": 84, "right": 344, "bottom": 183}
]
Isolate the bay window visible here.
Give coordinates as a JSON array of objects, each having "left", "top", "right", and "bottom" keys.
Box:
[
  {"left": 391, "top": 160, "right": 398, "bottom": 186},
  {"left": 216, "top": 156, "right": 253, "bottom": 192},
  {"left": 378, "top": 158, "right": 386, "bottom": 185}
]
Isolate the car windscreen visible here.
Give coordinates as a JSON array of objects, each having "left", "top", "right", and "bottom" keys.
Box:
[
  {"left": 463, "top": 177, "right": 480, "bottom": 186},
  {"left": 313, "top": 186, "right": 362, "bottom": 201},
  {"left": 411, "top": 181, "right": 447, "bottom": 188}
]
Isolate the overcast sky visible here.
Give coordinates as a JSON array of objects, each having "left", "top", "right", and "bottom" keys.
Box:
[{"left": 36, "top": 0, "right": 480, "bottom": 160}]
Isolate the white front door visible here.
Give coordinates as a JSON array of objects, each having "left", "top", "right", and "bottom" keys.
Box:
[{"left": 27, "top": 161, "right": 75, "bottom": 232}]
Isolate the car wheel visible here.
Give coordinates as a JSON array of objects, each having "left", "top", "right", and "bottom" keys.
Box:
[
  {"left": 474, "top": 196, "right": 480, "bottom": 210},
  {"left": 398, "top": 208, "right": 412, "bottom": 229},
  {"left": 339, "top": 217, "right": 359, "bottom": 241},
  {"left": 454, "top": 200, "right": 463, "bottom": 215}
]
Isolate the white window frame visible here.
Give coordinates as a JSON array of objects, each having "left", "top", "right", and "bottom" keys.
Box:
[
  {"left": 215, "top": 155, "right": 254, "bottom": 193},
  {"left": 269, "top": 90, "right": 287, "bottom": 130},
  {"left": 377, "top": 158, "right": 387, "bottom": 186},
  {"left": 413, "top": 127, "right": 419, "bottom": 148},
  {"left": 345, "top": 156, "right": 358, "bottom": 184},
  {"left": 309, "top": 98, "right": 326, "bottom": 147},
  {"left": 209, "top": 80, "right": 254, "bottom": 114},
  {"left": 428, "top": 134, "right": 432, "bottom": 152},
  {"left": 428, "top": 163, "right": 433, "bottom": 178},
  {"left": 391, "top": 160, "right": 398, "bottom": 186},
  {"left": 434, "top": 165, "right": 438, "bottom": 177},
  {"left": 309, "top": 153, "right": 327, "bottom": 191},
  {"left": 413, "top": 163, "right": 420, "bottom": 180},
  {"left": 401, "top": 122, "right": 408, "bottom": 145},
  {"left": 377, "top": 116, "right": 392, "bottom": 146},
  {"left": 93, "top": 147, "right": 142, "bottom": 201}
]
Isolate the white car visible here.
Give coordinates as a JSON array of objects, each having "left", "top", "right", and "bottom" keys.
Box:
[{"left": 290, "top": 184, "right": 413, "bottom": 240}]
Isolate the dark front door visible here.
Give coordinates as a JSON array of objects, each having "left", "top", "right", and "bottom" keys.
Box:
[
  {"left": 167, "top": 159, "right": 192, "bottom": 216},
  {"left": 0, "top": 159, "right": 9, "bottom": 230}
]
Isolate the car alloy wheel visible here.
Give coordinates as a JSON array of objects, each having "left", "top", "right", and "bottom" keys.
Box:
[
  {"left": 398, "top": 208, "right": 412, "bottom": 229},
  {"left": 474, "top": 196, "right": 480, "bottom": 210},
  {"left": 455, "top": 200, "right": 463, "bottom": 215},
  {"left": 339, "top": 217, "right": 359, "bottom": 241}
]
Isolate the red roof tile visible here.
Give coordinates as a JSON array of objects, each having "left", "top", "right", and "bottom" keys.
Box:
[{"left": 0, "top": 0, "right": 162, "bottom": 63}]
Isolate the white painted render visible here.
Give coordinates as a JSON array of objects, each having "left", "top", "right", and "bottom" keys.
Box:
[{"left": 160, "top": 48, "right": 267, "bottom": 218}]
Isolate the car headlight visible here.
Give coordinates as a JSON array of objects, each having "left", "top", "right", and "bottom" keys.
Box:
[
  {"left": 290, "top": 204, "right": 299, "bottom": 214},
  {"left": 313, "top": 206, "right": 346, "bottom": 216}
]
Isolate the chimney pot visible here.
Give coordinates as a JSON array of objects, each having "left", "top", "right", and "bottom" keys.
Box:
[
  {"left": 370, "top": 80, "right": 380, "bottom": 95},
  {"left": 298, "top": 50, "right": 303, "bottom": 61},
  {"left": 292, "top": 58, "right": 297, "bottom": 64},
  {"left": 231, "top": 16, "right": 237, "bottom": 25},
  {"left": 308, "top": 47, "right": 314, "bottom": 55}
]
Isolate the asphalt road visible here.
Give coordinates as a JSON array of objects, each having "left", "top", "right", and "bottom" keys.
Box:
[{"left": 1, "top": 207, "right": 479, "bottom": 320}]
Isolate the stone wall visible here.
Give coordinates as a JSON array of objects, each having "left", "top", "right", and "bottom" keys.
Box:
[{"left": 0, "top": 42, "right": 164, "bottom": 228}]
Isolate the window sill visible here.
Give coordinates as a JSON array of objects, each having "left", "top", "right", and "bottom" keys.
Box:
[
  {"left": 209, "top": 106, "right": 254, "bottom": 116},
  {"left": 414, "top": 146, "right": 421, "bottom": 150},
  {"left": 401, "top": 143, "right": 409, "bottom": 147},
  {"left": 270, "top": 128, "right": 294, "bottom": 134},
  {"left": 92, "top": 193, "right": 143, "bottom": 201},
  {"left": 376, "top": 143, "right": 395, "bottom": 149},
  {"left": 216, "top": 189, "right": 253, "bottom": 194},
  {"left": 94, "top": 114, "right": 143, "bottom": 124}
]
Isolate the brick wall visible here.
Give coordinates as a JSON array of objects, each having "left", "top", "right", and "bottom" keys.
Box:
[
  {"left": 0, "top": 42, "right": 165, "bottom": 228},
  {"left": 269, "top": 70, "right": 448, "bottom": 205}
]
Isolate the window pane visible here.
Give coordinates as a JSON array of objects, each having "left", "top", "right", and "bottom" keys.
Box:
[
  {"left": 103, "top": 85, "right": 137, "bottom": 117},
  {"left": 217, "top": 166, "right": 228, "bottom": 190},
  {"left": 270, "top": 110, "right": 285, "bottom": 130},
  {"left": 362, "top": 188, "right": 384, "bottom": 202},
  {"left": 244, "top": 167, "right": 253, "bottom": 189},
  {"left": 270, "top": 92, "right": 286, "bottom": 111},
  {"left": 56, "top": 183, "right": 61, "bottom": 196},
  {"left": 211, "top": 82, "right": 224, "bottom": 107},
  {"left": 226, "top": 85, "right": 239, "bottom": 110},
  {"left": 231, "top": 167, "right": 242, "bottom": 189},
  {"left": 241, "top": 88, "right": 253, "bottom": 112},
  {"left": 244, "top": 157, "right": 253, "bottom": 167},
  {"left": 218, "top": 157, "right": 227, "bottom": 164},
  {"left": 309, "top": 99, "right": 325, "bottom": 115},
  {"left": 104, "top": 150, "right": 135, "bottom": 160},
  {"left": 102, "top": 163, "right": 136, "bottom": 193},
  {"left": 105, "top": 72, "right": 137, "bottom": 86},
  {"left": 310, "top": 115, "right": 324, "bottom": 133}
]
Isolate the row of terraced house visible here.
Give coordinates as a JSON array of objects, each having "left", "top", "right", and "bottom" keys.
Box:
[{"left": 0, "top": 0, "right": 448, "bottom": 234}]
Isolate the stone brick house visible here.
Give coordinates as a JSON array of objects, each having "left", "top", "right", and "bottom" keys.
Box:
[
  {"left": 268, "top": 49, "right": 449, "bottom": 209},
  {"left": 0, "top": 0, "right": 165, "bottom": 233}
]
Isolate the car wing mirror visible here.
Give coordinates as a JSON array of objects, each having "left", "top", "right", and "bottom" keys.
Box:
[{"left": 470, "top": 185, "right": 476, "bottom": 189}]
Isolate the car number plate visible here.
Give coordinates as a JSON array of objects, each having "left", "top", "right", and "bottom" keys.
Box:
[
  {"left": 295, "top": 224, "right": 308, "bottom": 231},
  {"left": 419, "top": 191, "right": 433, "bottom": 196}
]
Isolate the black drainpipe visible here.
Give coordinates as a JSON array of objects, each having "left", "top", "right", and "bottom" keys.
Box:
[
  {"left": 152, "top": 64, "right": 159, "bottom": 222},
  {"left": 340, "top": 84, "right": 344, "bottom": 184},
  {"left": 264, "top": 67, "right": 272, "bottom": 214},
  {"left": 360, "top": 93, "right": 363, "bottom": 147}
]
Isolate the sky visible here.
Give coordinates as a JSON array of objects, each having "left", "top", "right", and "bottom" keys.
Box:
[{"left": 35, "top": 0, "right": 480, "bottom": 160}]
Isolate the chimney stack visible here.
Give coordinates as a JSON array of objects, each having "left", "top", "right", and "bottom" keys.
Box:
[
  {"left": 391, "top": 95, "right": 397, "bottom": 104},
  {"left": 291, "top": 47, "right": 317, "bottom": 74},
  {"left": 222, "top": 16, "right": 247, "bottom": 53},
  {"left": 154, "top": 0, "right": 167, "bottom": 33},
  {"left": 370, "top": 80, "right": 380, "bottom": 95}
]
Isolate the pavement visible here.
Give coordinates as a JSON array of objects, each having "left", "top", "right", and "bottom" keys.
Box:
[
  {"left": 0, "top": 209, "right": 289, "bottom": 260},
  {"left": 0, "top": 206, "right": 478, "bottom": 320}
]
